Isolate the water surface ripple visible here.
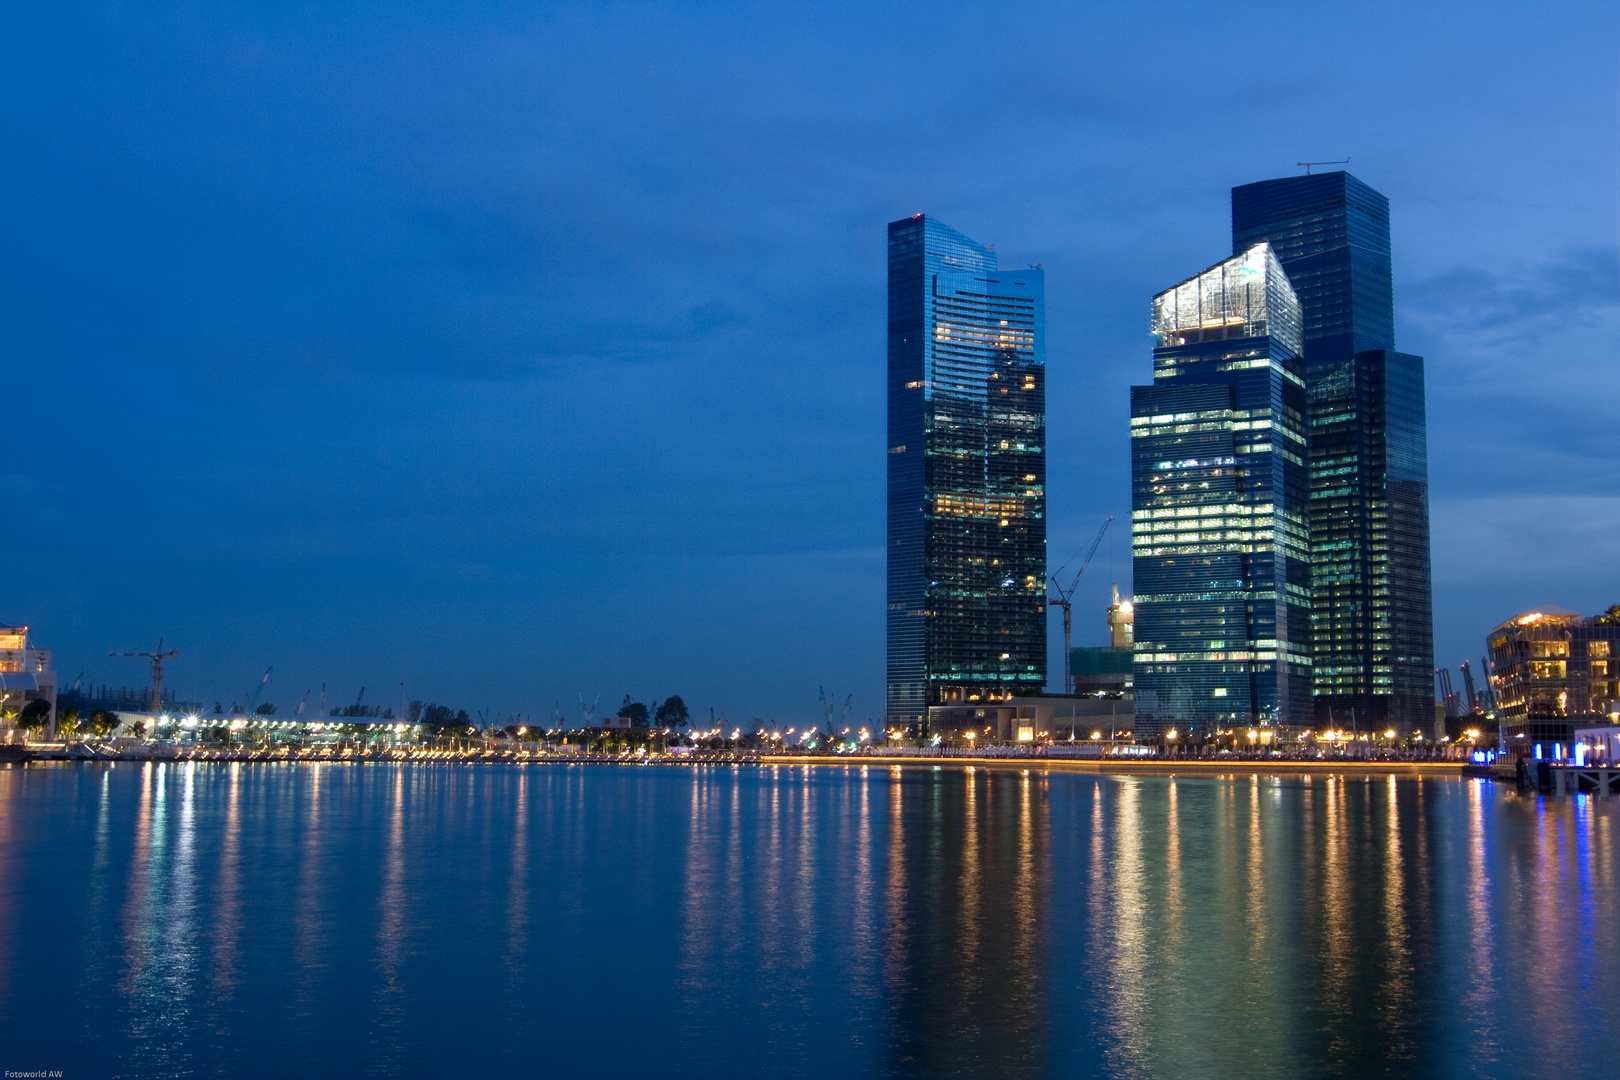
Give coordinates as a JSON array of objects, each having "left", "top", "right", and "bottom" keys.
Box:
[{"left": 0, "top": 763, "right": 1613, "bottom": 1078}]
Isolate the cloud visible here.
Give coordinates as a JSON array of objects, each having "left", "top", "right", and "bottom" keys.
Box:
[
  {"left": 1431, "top": 492, "right": 1620, "bottom": 585},
  {"left": 1403, "top": 246, "right": 1620, "bottom": 348},
  {"left": 0, "top": 475, "right": 38, "bottom": 497}
]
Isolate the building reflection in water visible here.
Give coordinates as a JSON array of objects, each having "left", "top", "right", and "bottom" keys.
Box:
[
  {"left": 210, "top": 762, "right": 244, "bottom": 1002},
  {"left": 880, "top": 767, "right": 1047, "bottom": 1077},
  {"left": 672, "top": 764, "right": 1049, "bottom": 1077},
  {"left": 371, "top": 765, "right": 409, "bottom": 1073},
  {"left": 4, "top": 763, "right": 1620, "bottom": 1077},
  {"left": 292, "top": 764, "right": 324, "bottom": 1015}
]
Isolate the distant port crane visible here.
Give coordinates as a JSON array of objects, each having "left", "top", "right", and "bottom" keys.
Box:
[
  {"left": 1048, "top": 517, "right": 1113, "bottom": 695},
  {"left": 242, "top": 667, "right": 272, "bottom": 715},
  {"left": 109, "top": 639, "right": 180, "bottom": 715}
]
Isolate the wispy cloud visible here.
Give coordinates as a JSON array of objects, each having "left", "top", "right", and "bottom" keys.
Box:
[
  {"left": 1432, "top": 492, "right": 1620, "bottom": 584},
  {"left": 1404, "top": 247, "right": 1620, "bottom": 348}
]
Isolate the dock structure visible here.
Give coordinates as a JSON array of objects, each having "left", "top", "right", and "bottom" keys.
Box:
[{"left": 1548, "top": 765, "right": 1620, "bottom": 796}]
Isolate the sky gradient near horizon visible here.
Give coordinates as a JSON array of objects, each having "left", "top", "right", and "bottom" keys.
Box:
[{"left": 5, "top": 2, "right": 1619, "bottom": 725}]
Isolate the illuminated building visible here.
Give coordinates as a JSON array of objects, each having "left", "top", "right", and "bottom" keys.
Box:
[
  {"left": 1232, "top": 172, "right": 1434, "bottom": 729},
  {"left": 1130, "top": 243, "right": 1311, "bottom": 734},
  {"left": 1069, "top": 586, "right": 1134, "bottom": 696},
  {"left": 1487, "top": 605, "right": 1620, "bottom": 755},
  {"left": 0, "top": 626, "right": 57, "bottom": 740},
  {"left": 887, "top": 215, "right": 1045, "bottom": 731}
]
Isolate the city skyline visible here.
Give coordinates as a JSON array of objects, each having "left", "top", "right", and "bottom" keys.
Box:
[{"left": 4, "top": 2, "right": 1619, "bottom": 722}]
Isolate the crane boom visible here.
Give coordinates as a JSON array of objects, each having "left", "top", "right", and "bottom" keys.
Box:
[
  {"left": 1048, "top": 517, "right": 1113, "bottom": 694},
  {"left": 109, "top": 638, "right": 180, "bottom": 715},
  {"left": 244, "top": 667, "right": 273, "bottom": 715}
]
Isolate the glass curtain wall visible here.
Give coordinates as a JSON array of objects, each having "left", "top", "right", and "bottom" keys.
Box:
[
  {"left": 1130, "top": 244, "right": 1312, "bottom": 735},
  {"left": 1233, "top": 173, "right": 1434, "bottom": 729},
  {"left": 887, "top": 216, "right": 1046, "bottom": 732}
]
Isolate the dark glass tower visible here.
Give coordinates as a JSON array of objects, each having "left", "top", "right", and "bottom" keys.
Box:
[
  {"left": 887, "top": 215, "right": 1046, "bottom": 732},
  {"left": 1232, "top": 173, "right": 1434, "bottom": 730},
  {"left": 1130, "top": 244, "right": 1312, "bottom": 734}
]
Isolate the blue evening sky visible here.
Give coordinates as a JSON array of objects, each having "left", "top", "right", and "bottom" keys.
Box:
[{"left": 5, "top": 2, "right": 1618, "bottom": 725}]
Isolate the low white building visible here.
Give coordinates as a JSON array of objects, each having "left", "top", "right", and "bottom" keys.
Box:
[
  {"left": 1573, "top": 722, "right": 1620, "bottom": 764},
  {"left": 928, "top": 695, "right": 1134, "bottom": 744},
  {"left": 0, "top": 626, "right": 58, "bottom": 741}
]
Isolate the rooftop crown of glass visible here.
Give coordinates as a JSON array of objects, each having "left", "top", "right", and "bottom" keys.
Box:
[{"left": 1151, "top": 243, "right": 1301, "bottom": 354}]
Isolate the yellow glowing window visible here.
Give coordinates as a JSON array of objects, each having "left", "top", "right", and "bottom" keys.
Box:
[{"left": 1591, "top": 641, "right": 1611, "bottom": 658}]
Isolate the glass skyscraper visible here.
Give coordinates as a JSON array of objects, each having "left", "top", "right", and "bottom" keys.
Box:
[
  {"left": 1232, "top": 173, "right": 1433, "bottom": 730},
  {"left": 1130, "top": 243, "right": 1312, "bottom": 734},
  {"left": 887, "top": 215, "right": 1046, "bottom": 732}
]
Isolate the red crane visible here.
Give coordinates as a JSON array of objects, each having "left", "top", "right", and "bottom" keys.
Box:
[
  {"left": 109, "top": 638, "right": 179, "bottom": 716},
  {"left": 1049, "top": 517, "right": 1112, "bottom": 695}
]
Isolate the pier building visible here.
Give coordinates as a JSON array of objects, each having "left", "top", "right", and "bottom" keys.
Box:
[{"left": 1487, "top": 605, "right": 1620, "bottom": 755}]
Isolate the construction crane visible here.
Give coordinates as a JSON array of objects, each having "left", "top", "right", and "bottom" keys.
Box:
[
  {"left": 1297, "top": 157, "right": 1350, "bottom": 175},
  {"left": 1460, "top": 661, "right": 1479, "bottom": 713},
  {"left": 109, "top": 639, "right": 180, "bottom": 715},
  {"left": 1048, "top": 517, "right": 1113, "bottom": 695},
  {"left": 242, "top": 667, "right": 273, "bottom": 715},
  {"left": 1436, "top": 668, "right": 1461, "bottom": 721},
  {"left": 1479, "top": 656, "right": 1499, "bottom": 713}
]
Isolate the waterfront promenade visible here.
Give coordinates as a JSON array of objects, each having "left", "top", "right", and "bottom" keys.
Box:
[{"left": 5, "top": 741, "right": 1478, "bottom": 777}]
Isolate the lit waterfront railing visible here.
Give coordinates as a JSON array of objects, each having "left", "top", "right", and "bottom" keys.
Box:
[{"left": 16, "top": 741, "right": 1481, "bottom": 771}]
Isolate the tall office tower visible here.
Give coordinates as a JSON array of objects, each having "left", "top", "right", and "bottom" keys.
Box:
[
  {"left": 1130, "top": 243, "right": 1312, "bottom": 734},
  {"left": 887, "top": 215, "right": 1046, "bottom": 732},
  {"left": 1232, "top": 173, "right": 1434, "bottom": 730}
]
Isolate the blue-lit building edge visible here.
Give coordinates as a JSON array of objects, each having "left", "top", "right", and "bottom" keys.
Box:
[
  {"left": 1130, "top": 338, "right": 1311, "bottom": 735},
  {"left": 888, "top": 216, "right": 1047, "bottom": 730}
]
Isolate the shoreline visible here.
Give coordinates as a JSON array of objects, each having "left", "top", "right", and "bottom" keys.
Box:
[
  {"left": 762, "top": 755, "right": 1479, "bottom": 778},
  {"left": 6, "top": 745, "right": 1484, "bottom": 779}
]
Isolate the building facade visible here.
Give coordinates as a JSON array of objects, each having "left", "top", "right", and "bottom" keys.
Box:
[
  {"left": 887, "top": 215, "right": 1046, "bottom": 731},
  {"left": 1232, "top": 172, "right": 1434, "bottom": 730},
  {"left": 1487, "top": 606, "right": 1620, "bottom": 753},
  {"left": 0, "top": 626, "right": 57, "bottom": 741},
  {"left": 1130, "top": 243, "right": 1312, "bottom": 734},
  {"left": 1068, "top": 586, "right": 1134, "bottom": 695}
]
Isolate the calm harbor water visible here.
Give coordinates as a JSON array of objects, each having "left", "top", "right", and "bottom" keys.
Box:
[{"left": 0, "top": 762, "right": 1615, "bottom": 1078}]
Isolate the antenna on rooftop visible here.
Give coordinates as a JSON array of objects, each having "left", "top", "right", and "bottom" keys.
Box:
[{"left": 1297, "top": 157, "right": 1350, "bottom": 175}]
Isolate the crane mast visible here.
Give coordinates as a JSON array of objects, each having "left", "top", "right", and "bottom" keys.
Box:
[
  {"left": 1048, "top": 517, "right": 1112, "bottom": 695},
  {"left": 109, "top": 638, "right": 180, "bottom": 716}
]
